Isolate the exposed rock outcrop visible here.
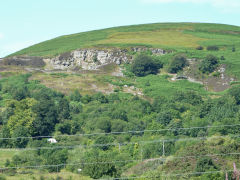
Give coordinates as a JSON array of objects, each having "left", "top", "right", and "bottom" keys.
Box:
[
  {"left": 2, "top": 56, "right": 45, "bottom": 67},
  {"left": 46, "top": 48, "right": 166, "bottom": 70}
]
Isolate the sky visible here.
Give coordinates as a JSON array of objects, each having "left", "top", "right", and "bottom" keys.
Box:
[{"left": 0, "top": 0, "right": 240, "bottom": 58}]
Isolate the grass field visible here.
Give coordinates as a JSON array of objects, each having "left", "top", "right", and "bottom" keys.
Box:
[
  {"left": 136, "top": 74, "right": 214, "bottom": 98},
  {"left": 0, "top": 150, "right": 18, "bottom": 167},
  {"left": 0, "top": 170, "right": 91, "bottom": 180}
]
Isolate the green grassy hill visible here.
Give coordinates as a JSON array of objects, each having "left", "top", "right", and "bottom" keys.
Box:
[
  {"left": 9, "top": 22, "right": 240, "bottom": 79},
  {"left": 10, "top": 23, "right": 240, "bottom": 57}
]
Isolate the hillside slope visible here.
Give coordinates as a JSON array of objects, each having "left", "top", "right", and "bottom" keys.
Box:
[
  {"left": 9, "top": 23, "right": 240, "bottom": 57},
  {"left": 1, "top": 23, "right": 240, "bottom": 179}
]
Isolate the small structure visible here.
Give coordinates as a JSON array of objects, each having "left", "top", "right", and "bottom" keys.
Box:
[
  {"left": 47, "top": 138, "right": 57, "bottom": 144},
  {"left": 176, "top": 75, "right": 188, "bottom": 80}
]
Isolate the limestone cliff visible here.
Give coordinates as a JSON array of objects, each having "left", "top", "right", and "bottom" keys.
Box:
[
  {"left": 46, "top": 47, "right": 166, "bottom": 70},
  {"left": 3, "top": 47, "right": 167, "bottom": 70}
]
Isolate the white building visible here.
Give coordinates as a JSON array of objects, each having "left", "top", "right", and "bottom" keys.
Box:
[{"left": 47, "top": 138, "right": 57, "bottom": 144}]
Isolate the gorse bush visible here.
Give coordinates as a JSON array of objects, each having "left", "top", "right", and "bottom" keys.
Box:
[
  {"left": 207, "top": 45, "right": 219, "bottom": 51},
  {"left": 196, "top": 46, "right": 204, "bottom": 50},
  {"left": 199, "top": 55, "right": 219, "bottom": 73},
  {"left": 232, "top": 46, "right": 236, "bottom": 52},
  {"left": 168, "top": 54, "right": 188, "bottom": 73},
  {"left": 131, "top": 54, "right": 163, "bottom": 77},
  {"left": 195, "top": 157, "right": 218, "bottom": 173}
]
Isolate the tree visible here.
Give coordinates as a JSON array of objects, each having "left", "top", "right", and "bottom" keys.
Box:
[
  {"left": 110, "top": 109, "right": 128, "bottom": 121},
  {"left": 95, "top": 136, "right": 114, "bottom": 150},
  {"left": 96, "top": 118, "right": 111, "bottom": 133},
  {"left": 69, "top": 101, "right": 82, "bottom": 114},
  {"left": 0, "top": 126, "right": 11, "bottom": 148},
  {"left": 82, "top": 150, "right": 118, "bottom": 179},
  {"left": 7, "top": 98, "right": 37, "bottom": 136},
  {"left": 55, "top": 121, "right": 72, "bottom": 134},
  {"left": 156, "top": 111, "right": 173, "bottom": 126},
  {"left": 92, "top": 93, "right": 108, "bottom": 103},
  {"left": 12, "top": 86, "right": 29, "bottom": 101},
  {"left": 40, "top": 149, "right": 68, "bottom": 172},
  {"left": 12, "top": 126, "right": 29, "bottom": 148},
  {"left": 131, "top": 54, "right": 162, "bottom": 77},
  {"left": 111, "top": 120, "right": 127, "bottom": 132},
  {"left": 168, "top": 54, "right": 188, "bottom": 73},
  {"left": 173, "top": 91, "right": 203, "bottom": 105},
  {"left": 57, "top": 98, "right": 70, "bottom": 120},
  {"left": 69, "top": 89, "right": 82, "bottom": 102},
  {"left": 32, "top": 98, "right": 58, "bottom": 136},
  {"left": 199, "top": 55, "right": 219, "bottom": 73}
]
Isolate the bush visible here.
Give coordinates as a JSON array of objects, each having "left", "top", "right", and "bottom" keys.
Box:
[
  {"left": 232, "top": 47, "right": 236, "bottom": 52},
  {"left": 228, "top": 86, "right": 240, "bottom": 104},
  {"left": 131, "top": 54, "right": 162, "bottom": 77},
  {"left": 168, "top": 54, "right": 188, "bottom": 73},
  {"left": 220, "top": 56, "right": 225, "bottom": 60},
  {"left": 195, "top": 157, "right": 218, "bottom": 173},
  {"left": 207, "top": 46, "right": 219, "bottom": 51},
  {"left": 69, "top": 90, "right": 82, "bottom": 102},
  {"left": 199, "top": 55, "right": 219, "bottom": 73},
  {"left": 156, "top": 111, "right": 173, "bottom": 126},
  {"left": 196, "top": 46, "right": 204, "bottom": 50},
  {"left": 82, "top": 150, "right": 118, "bottom": 179}
]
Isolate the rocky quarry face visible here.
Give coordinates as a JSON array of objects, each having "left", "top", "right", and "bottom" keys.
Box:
[
  {"left": 2, "top": 56, "right": 45, "bottom": 67},
  {"left": 45, "top": 47, "right": 166, "bottom": 70},
  {"left": 2, "top": 47, "right": 166, "bottom": 70}
]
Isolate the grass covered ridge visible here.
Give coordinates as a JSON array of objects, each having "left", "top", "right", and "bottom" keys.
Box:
[{"left": 9, "top": 23, "right": 240, "bottom": 57}]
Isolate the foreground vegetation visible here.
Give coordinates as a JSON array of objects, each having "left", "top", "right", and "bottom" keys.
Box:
[
  {"left": 1, "top": 22, "right": 240, "bottom": 179},
  {"left": 0, "top": 73, "right": 240, "bottom": 179}
]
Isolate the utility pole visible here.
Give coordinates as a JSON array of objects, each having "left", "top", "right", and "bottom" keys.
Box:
[
  {"left": 162, "top": 141, "right": 165, "bottom": 157},
  {"left": 225, "top": 172, "right": 228, "bottom": 180},
  {"left": 118, "top": 143, "right": 121, "bottom": 153},
  {"left": 233, "top": 162, "right": 240, "bottom": 180}
]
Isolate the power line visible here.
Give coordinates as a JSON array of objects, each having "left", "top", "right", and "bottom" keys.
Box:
[
  {"left": 1, "top": 152, "right": 239, "bottom": 170},
  {"left": 1, "top": 134, "right": 240, "bottom": 151},
  {"left": 101, "top": 170, "right": 233, "bottom": 180},
  {"left": 1, "top": 123, "right": 240, "bottom": 140}
]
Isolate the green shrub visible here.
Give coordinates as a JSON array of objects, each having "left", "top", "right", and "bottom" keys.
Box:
[
  {"left": 212, "top": 71, "right": 220, "bottom": 77},
  {"left": 0, "top": 175, "right": 6, "bottom": 180},
  {"left": 232, "top": 46, "right": 236, "bottom": 52},
  {"left": 168, "top": 54, "right": 188, "bottom": 73},
  {"left": 199, "top": 55, "right": 219, "bottom": 73},
  {"left": 196, "top": 46, "right": 204, "bottom": 50},
  {"left": 228, "top": 86, "right": 240, "bottom": 104},
  {"left": 195, "top": 157, "right": 218, "bottom": 173},
  {"left": 69, "top": 89, "right": 82, "bottom": 102},
  {"left": 131, "top": 54, "right": 162, "bottom": 77},
  {"left": 207, "top": 46, "right": 219, "bottom": 51},
  {"left": 82, "top": 150, "right": 118, "bottom": 179}
]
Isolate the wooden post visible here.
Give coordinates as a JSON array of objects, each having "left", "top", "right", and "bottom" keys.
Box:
[
  {"left": 225, "top": 172, "right": 228, "bottom": 180},
  {"left": 162, "top": 141, "right": 165, "bottom": 157},
  {"left": 118, "top": 143, "right": 121, "bottom": 153},
  {"left": 233, "top": 162, "right": 240, "bottom": 180}
]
